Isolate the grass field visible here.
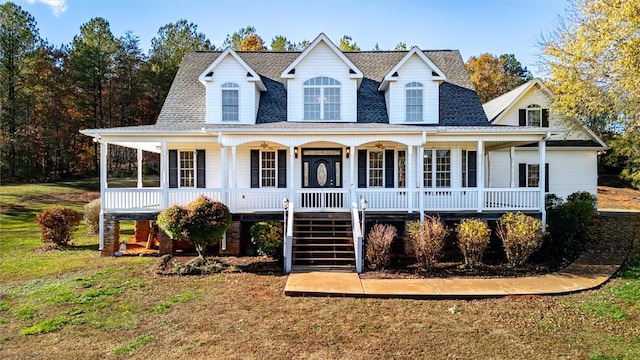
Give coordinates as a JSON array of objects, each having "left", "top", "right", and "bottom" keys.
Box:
[{"left": 1, "top": 181, "right": 639, "bottom": 359}]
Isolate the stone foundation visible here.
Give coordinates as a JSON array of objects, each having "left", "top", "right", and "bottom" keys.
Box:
[
  {"left": 220, "top": 221, "right": 241, "bottom": 255},
  {"left": 101, "top": 215, "right": 120, "bottom": 256}
]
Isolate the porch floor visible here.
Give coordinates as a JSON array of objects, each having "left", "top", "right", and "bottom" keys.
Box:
[{"left": 284, "top": 247, "right": 627, "bottom": 298}]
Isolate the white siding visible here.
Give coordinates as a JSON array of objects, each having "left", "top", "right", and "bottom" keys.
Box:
[
  {"left": 285, "top": 42, "right": 358, "bottom": 122},
  {"left": 493, "top": 85, "right": 590, "bottom": 141},
  {"left": 204, "top": 55, "right": 260, "bottom": 124},
  {"left": 167, "top": 142, "right": 221, "bottom": 188},
  {"left": 488, "top": 148, "right": 598, "bottom": 199},
  {"left": 385, "top": 55, "right": 439, "bottom": 124}
]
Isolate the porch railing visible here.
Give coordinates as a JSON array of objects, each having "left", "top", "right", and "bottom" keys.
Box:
[
  {"left": 354, "top": 189, "right": 410, "bottom": 211},
  {"left": 483, "top": 188, "right": 540, "bottom": 210},
  {"left": 104, "top": 188, "right": 162, "bottom": 211},
  {"left": 351, "top": 202, "right": 363, "bottom": 273},
  {"left": 294, "top": 189, "right": 351, "bottom": 211},
  {"left": 103, "top": 187, "right": 542, "bottom": 213}
]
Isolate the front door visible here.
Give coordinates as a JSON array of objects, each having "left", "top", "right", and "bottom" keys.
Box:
[{"left": 301, "top": 149, "right": 343, "bottom": 208}]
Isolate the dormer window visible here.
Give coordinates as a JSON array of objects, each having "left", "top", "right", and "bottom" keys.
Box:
[
  {"left": 526, "top": 104, "right": 541, "bottom": 126},
  {"left": 222, "top": 82, "right": 239, "bottom": 121},
  {"left": 406, "top": 82, "right": 423, "bottom": 121},
  {"left": 303, "top": 77, "right": 340, "bottom": 120}
]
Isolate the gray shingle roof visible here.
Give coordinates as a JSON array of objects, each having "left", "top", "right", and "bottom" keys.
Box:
[
  {"left": 156, "top": 50, "right": 489, "bottom": 127},
  {"left": 482, "top": 81, "right": 532, "bottom": 122}
]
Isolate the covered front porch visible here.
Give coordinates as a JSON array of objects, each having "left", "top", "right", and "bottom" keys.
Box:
[{"left": 89, "top": 126, "right": 553, "bottom": 270}]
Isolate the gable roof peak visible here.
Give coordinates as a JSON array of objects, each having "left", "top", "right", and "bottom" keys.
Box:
[
  {"left": 483, "top": 78, "right": 551, "bottom": 123},
  {"left": 198, "top": 47, "right": 266, "bottom": 91},
  {"left": 280, "top": 33, "right": 363, "bottom": 81},
  {"left": 378, "top": 46, "right": 447, "bottom": 91}
]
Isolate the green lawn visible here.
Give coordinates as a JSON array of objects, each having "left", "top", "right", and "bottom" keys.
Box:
[{"left": 1, "top": 181, "right": 639, "bottom": 359}]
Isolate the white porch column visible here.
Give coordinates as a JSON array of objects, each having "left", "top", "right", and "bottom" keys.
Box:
[
  {"left": 289, "top": 146, "right": 295, "bottom": 204},
  {"left": 137, "top": 148, "right": 143, "bottom": 189},
  {"left": 99, "top": 140, "right": 107, "bottom": 251},
  {"left": 349, "top": 145, "right": 355, "bottom": 203},
  {"left": 510, "top": 146, "right": 516, "bottom": 188},
  {"left": 220, "top": 146, "right": 227, "bottom": 205},
  {"left": 231, "top": 145, "right": 237, "bottom": 213},
  {"left": 477, "top": 140, "right": 484, "bottom": 213},
  {"left": 418, "top": 145, "right": 424, "bottom": 222},
  {"left": 407, "top": 145, "right": 414, "bottom": 213},
  {"left": 539, "top": 137, "right": 547, "bottom": 226},
  {"left": 160, "top": 141, "right": 168, "bottom": 209}
]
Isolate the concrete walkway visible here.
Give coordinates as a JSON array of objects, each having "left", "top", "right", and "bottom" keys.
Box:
[{"left": 284, "top": 249, "right": 629, "bottom": 299}]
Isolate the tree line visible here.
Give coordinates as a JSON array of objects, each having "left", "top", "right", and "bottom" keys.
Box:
[{"left": 2, "top": 1, "right": 637, "bottom": 188}]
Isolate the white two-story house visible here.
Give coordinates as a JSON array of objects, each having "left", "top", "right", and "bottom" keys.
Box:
[{"left": 81, "top": 33, "right": 606, "bottom": 273}]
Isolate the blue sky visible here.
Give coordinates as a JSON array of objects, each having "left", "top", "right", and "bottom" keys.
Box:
[{"left": 17, "top": 0, "right": 570, "bottom": 77}]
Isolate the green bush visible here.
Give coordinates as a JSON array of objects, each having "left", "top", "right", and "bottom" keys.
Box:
[
  {"left": 564, "top": 191, "right": 597, "bottom": 238},
  {"left": 544, "top": 191, "right": 597, "bottom": 259},
  {"left": 365, "top": 224, "right": 397, "bottom": 270},
  {"left": 185, "top": 196, "right": 232, "bottom": 256},
  {"left": 157, "top": 196, "right": 231, "bottom": 257},
  {"left": 249, "top": 221, "right": 284, "bottom": 258},
  {"left": 156, "top": 205, "right": 188, "bottom": 240},
  {"left": 83, "top": 198, "right": 101, "bottom": 233},
  {"left": 456, "top": 218, "right": 490, "bottom": 269},
  {"left": 35, "top": 206, "right": 82, "bottom": 247},
  {"left": 496, "top": 212, "right": 545, "bottom": 267},
  {"left": 407, "top": 216, "right": 449, "bottom": 272}
]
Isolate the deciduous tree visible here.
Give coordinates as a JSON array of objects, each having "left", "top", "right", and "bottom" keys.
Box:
[
  {"left": 338, "top": 35, "right": 360, "bottom": 51},
  {"left": 465, "top": 53, "right": 532, "bottom": 103},
  {"left": 541, "top": 0, "right": 640, "bottom": 188}
]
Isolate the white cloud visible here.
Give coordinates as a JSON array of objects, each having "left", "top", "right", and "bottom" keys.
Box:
[{"left": 26, "top": 0, "right": 68, "bottom": 17}]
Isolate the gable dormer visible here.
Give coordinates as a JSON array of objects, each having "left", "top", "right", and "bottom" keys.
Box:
[
  {"left": 280, "top": 33, "right": 363, "bottom": 122},
  {"left": 485, "top": 79, "right": 607, "bottom": 146},
  {"left": 379, "top": 47, "right": 446, "bottom": 125},
  {"left": 199, "top": 47, "right": 266, "bottom": 124}
]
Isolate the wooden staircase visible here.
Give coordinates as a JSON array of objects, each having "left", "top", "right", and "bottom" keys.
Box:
[{"left": 291, "top": 212, "right": 355, "bottom": 271}]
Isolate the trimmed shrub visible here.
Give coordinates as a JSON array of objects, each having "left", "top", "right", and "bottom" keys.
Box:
[
  {"left": 250, "top": 221, "right": 284, "bottom": 258},
  {"left": 157, "top": 205, "right": 188, "bottom": 240},
  {"left": 544, "top": 192, "right": 597, "bottom": 259},
  {"left": 407, "top": 216, "right": 449, "bottom": 272},
  {"left": 35, "top": 206, "right": 82, "bottom": 247},
  {"left": 83, "top": 198, "right": 101, "bottom": 233},
  {"left": 564, "top": 191, "right": 597, "bottom": 238},
  {"left": 184, "top": 196, "right": 232, "bottom": 256},
  {"left": 456, "top": 218, "right": 491, "bottom": 269},
  {"left": 496, "top": 212, "right": 545, "bottom": 267},
  {"left": 365, "top": 224, "right": 397, "bottom": 270},
  {"left": 157, "top": 196, "right": 232, "bottom": 257}
]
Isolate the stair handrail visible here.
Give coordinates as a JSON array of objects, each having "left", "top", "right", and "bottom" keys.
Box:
[
  {"left": 284, "top": 201, "right": 294, "bottom": 274},
  {"left": 351, "top": 202, "right": 363, "bottom": 273}
]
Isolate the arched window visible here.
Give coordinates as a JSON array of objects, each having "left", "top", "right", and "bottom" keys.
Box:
[
  {"left": 303, "top": 77, "right": 341, "bottom": 120},
  {"left": 222, "top": 82, "right": 239, "bottom": 121},
  {"left": 526, "top": 104, "right": 541, "bottom": 126},
  {"left": 406, "top": 82, "right": 423, "bottom": 121}
]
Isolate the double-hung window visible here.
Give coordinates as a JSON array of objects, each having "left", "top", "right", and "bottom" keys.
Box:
[
  {"left": 526, "top": 104, "right": 541, "bottom": 126},
  {"left": 179, "top": 151, "right": 195, "bottom": 187},
  {"left": 406, "top": 82, "right": 423, "bottom": 121},
  {"left": 303, "top": 77, "right": 340, "bottom": 120},
  {"left": 222, "top": 82, "right": 239, "bottom": 121},
  {"left": 519, "top": 162, "right": 549, "bottom": 192},
  {"left": 368, "top": 151, "right": 384, "bottom": 187},
  {"left": 261, "top": 151, "right": 276, "bottom": 187},
  {"left": 423, "top": 149, "right": 451, "bottom": 188}
]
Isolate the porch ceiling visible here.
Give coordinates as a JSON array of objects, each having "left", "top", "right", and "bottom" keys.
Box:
[{"left": 108, "top": 141, "right": 162, "bottom": 153}]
